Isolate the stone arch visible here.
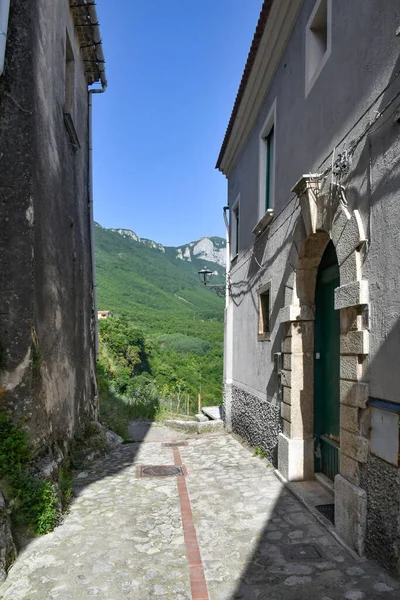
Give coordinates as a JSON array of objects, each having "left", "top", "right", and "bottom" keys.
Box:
[{"left": 278, "top": 176, "right": 370, "bottom": 555}]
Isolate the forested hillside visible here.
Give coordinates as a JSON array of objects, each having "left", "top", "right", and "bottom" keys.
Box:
[{"left": 94, "top": 224, "right": 225, "bottom": 432}]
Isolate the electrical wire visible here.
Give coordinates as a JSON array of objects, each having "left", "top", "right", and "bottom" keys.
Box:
[
  {"left": 226, "top": 69, "right": 400, "bottom": 280},
  {"left": 228, "top": 199, "right": 300, "bottom": 278},
  {"left": 318, "top": 71, "right": 400, "bottom": 176}
]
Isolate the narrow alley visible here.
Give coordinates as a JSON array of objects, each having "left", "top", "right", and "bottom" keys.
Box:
[{"left": 1, "top": 424, "right": 398, "bottom": 600}]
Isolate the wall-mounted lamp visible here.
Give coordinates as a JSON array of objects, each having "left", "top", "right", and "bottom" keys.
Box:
[{"left": 198, "top": 267, "right": 226, "bottom": 297}]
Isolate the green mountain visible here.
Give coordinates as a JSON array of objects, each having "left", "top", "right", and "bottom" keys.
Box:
[
  {"left": 95, "top": 223, "right": 225, "bottom": 336},
  {"left": 94, "top": 223, "right": 226, "bottom": 408}
]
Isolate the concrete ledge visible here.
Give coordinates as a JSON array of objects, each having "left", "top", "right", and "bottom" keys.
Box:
[
  {"left": 335, "top": 474, "right": 367, "bottom": 556},
  {"left": 164, "top": 419, "right": 224, "bottom": 434},
  {"left": 195, "top": 413, "right": 208, "bottom": 422}
]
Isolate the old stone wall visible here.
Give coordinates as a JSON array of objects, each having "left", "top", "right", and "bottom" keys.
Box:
[
  {"left": 31, "top": 0, "right": 97, "bottom": 446},
  {"left": 0, "top": 0, "right": 35, "bottom": 415},
  {"left": 0, "top": 0, "right": 97, "bottom": 449},
  {"left": 226, "top": 384, "right": 281, "bottom": 466}
]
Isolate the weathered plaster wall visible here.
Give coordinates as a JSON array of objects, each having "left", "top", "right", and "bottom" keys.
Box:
[
  {"left": 31, "top": 0, "right": 97, "bottom": 445},
  {"left": 226, "top": 0, "right": 400, "bottom": 423},
  {"left": 0, "top": 0, "right": 35, "bottom": 414},
  {"left": 0, "top": 0, "right": 97, "bottom": 449}
]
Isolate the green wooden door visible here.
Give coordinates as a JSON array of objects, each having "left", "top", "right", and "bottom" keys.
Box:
[{"left": 314, "top": 241, "right": 340, "bottom": 480}]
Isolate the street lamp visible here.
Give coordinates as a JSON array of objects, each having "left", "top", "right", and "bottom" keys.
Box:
[
  {"left": 198, "top": 267, "right": 213, "bottom": 286},
  {"left": 198, "top": 267, "right": 226, "bottom": 297}
]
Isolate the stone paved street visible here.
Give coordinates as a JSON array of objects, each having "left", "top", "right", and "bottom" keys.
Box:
[{"left": 0, "top": 423, "right": 399, "bottom": 599}]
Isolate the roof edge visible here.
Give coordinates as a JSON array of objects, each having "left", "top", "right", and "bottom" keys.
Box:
[
  {"left": 216, "top": 0, "right": 274, "bottom": 171},
  {"left": 71, "top": 0, "right": 107, "bottom": 91}
]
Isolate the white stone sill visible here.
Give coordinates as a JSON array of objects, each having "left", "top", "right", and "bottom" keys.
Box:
[{"left": 252, "top": 209, "right": 274, "bottom": 236}]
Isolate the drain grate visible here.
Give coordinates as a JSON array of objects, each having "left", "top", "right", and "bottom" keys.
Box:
[
  {"left": 137, "top": 465, "right": 185, "bottom": 478},
  {"left": 316, "top": 503, "right": 335, "bottom": 525},
  {"left": 162, "top": 441, "right": 188, "bottom": 447},
  {"left": 282, "top": 544, "right": 324, "bottom": 561}
]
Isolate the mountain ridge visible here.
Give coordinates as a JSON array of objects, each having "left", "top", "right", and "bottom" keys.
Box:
[
  {"left": 94, "top": 223, "right": 226, "bottom": 332},
  {"left": 101, "top": 224, "right": 226, "bottom": 267}
]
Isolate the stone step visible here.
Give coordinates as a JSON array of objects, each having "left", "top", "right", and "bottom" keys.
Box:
[{"left": 201, "top": 406, "right": 222, "bottom": 420}]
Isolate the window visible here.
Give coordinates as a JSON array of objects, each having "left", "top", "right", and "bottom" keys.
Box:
[
  {"left": 64, "top": 30, "right": 80, "bottom": 149},
  {"left": 230, "top": 195, "right": 240, "bottom": 261},
  {"left": 254, "top": 101, "right": 276, "bottom": 236},
  {"left": 64, "top": 30, "right": 75, "bottom": 115},
  {"left": 264, "top": 125, "right": 274, "bottom": 211},
  {"left": 258, "top": 283, "right": 271, "bottom": 341},
  {"left": 305, "top": 0, "right": 332, "bottom": 96}
]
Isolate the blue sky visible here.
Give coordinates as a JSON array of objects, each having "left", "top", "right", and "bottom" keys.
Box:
[{"left": 93, "top": 1, "right": 262, "bottom": 247}]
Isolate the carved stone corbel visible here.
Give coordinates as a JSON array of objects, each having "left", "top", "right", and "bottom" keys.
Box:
[{"left": 291, "top": 174, "right": 322, "bottom": 236}]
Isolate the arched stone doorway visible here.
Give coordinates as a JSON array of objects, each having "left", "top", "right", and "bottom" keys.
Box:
[{"left": 277, "top": 176, "right": 370, "bottom": 555}]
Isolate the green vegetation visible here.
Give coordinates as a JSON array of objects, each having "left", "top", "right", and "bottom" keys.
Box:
[
  {"left": 95, "top": 224, "right": 225, "bottom": 432},
  {"left": 0, "top": 413, "right": 61, "bottom": 535},
  {"left": 252, "top": 446, "right": 267, "bottom": 459}
]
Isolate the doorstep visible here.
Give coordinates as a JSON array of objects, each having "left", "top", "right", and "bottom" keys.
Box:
[{"left": 274, "top": 470, "right": 361, "bottom": 561}]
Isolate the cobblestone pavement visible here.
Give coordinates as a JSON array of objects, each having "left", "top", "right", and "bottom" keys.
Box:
[{"left": 1, "top": 425, "right": 399, "bottom": 599}]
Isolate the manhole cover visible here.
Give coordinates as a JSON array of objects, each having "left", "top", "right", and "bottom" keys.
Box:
[
  {"left": 316, "top": 503, "right": 335, "bottom": 525},
  {"left": 162, "top": 441, "right": 188, "bottom": 447},
  {"left": 138, "top": 465, "right": 185, "bottom": 477},
  {"left": 282, "top": 544, "right": 323, "bottom": 560}
]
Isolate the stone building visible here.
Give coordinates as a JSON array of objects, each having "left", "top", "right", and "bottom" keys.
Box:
[
  {"left": 218, "top": 0, "right": 400, "bottom": 571},
  {"left": 0, "top": 1, "right": 105, "bottom": 474}
]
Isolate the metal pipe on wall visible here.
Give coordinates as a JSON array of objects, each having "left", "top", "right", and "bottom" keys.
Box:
[
  {"left": 88, "top": 90, "right": 99, "bottom": 359},
  {"left": 0, "top": 0, "right": 11, "bottom": 76},
  {"left": 87, "top": 1, "right": 107, "bottom": 359}
]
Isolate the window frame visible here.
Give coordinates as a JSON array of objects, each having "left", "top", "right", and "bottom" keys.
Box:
[
  {"left": 63, "top": 28, "right": 81, "bottom": 150},
  {"left": 255, "top": 100, "right": 276, "bottom": 234},
  {"left": 64, "top": 29, "right": 75, "bottom": 116},
  {"left": 230, "top": 194, "right": 240, "bottom": 263},
  {"left": 258, "top": 282, "right": 271, "bottom": 342},
  {"left": 305, "top": 0, "right": 332, "bottom": 97}
]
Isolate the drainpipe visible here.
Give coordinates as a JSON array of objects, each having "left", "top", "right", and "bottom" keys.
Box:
[
  {"left": 88, "top": 91, "right": 98, "bottom": 359},
  {"left": 222, "top": 205, "right": 233, "bottom": 430},
  {"left": 0, "top": 0, "right": 11, "bottom": 77},
  {"left": 87, "top": 1, "right": 107, "bottom": 360}
]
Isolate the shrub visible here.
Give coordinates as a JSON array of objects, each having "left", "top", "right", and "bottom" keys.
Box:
[{"left": 0, "top": 412, "right": 59, "bottom": 535}]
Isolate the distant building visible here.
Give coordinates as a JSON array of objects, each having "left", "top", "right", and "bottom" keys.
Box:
[
  {"left": 218, "top": 0, "right": 400, "bottom": 572},
  {"left": 98, "top": 310, "right": 112, "bottom": 320},
  {"left": 0, "top": 3, "right": 106, "bottom": 465}
]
